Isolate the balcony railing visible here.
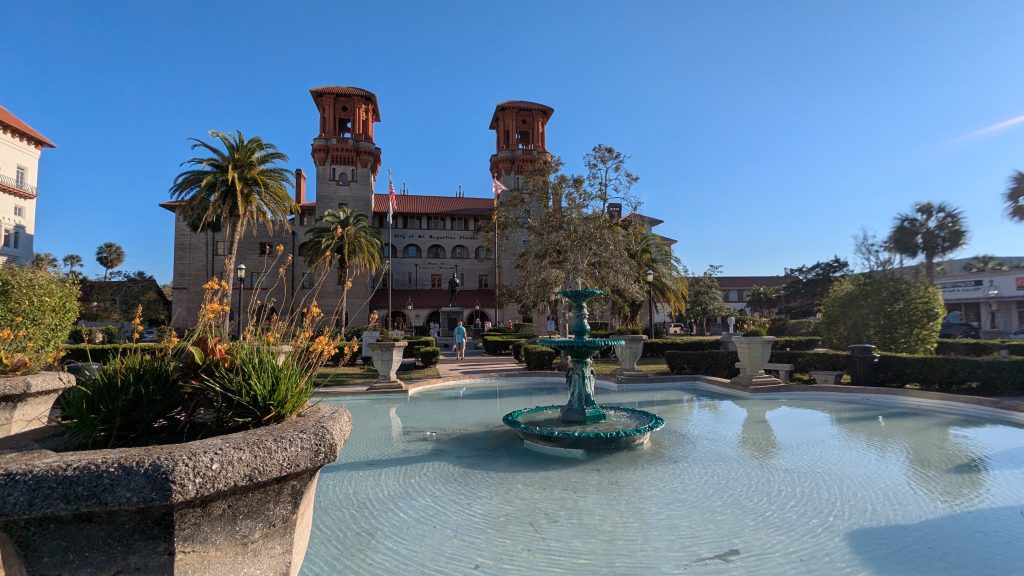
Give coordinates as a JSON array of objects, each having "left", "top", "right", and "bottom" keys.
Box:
[{"left": 0, "top": 173, "right": 36, "bottom": 199}]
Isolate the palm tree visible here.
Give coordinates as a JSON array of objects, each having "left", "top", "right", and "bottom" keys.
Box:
[
  {"left": 299, "top": 207, "right": 382, "bottom": 333},
  {"left": 30, "top": 252, "right": 59, "bottom": 271},
  {"left": 95, "top": 242, "right": 125, "bottom": 280},
  {"left": 169, "top": 130, "right": 295, "bottom": 332},
  {"left": 616, "top": 224, "right": 687, "bottom": 325},
  {"left": 887, "top": 201, "right": 967, "bottom": 282},
  {"left": 746, "top": 284, "right": 783, "bottom": 317},
  {"left": 62, "top": 253, "right": 83, "bottom": 276},
  {"left": 1005, "top": 170, "right": 1024, "bottom": 223}
]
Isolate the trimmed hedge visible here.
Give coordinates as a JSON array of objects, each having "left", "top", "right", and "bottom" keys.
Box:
[
  {"left": 934, "top": 339, "right": 1024, "bottom": 358},
  {"left": 418, "top": 346, "right": 441, "bottom": 368},
  {"left": 768, "top": 318, "right": 821, "bottom": 337},
  {"left": 772, "top": 337, "right": 823, "bottom": 351},
  {"left": 402, "top": 336, "right": 437, "bottom": 359},
  {"left": 664, "top": 348, "right": 1024, "bottom": 396},
  {"left": 482, "top": 333, "right": 531, "bottom": 355},
  {"left": 63, "top": 344, "right": 162, "bottom": 365},
  {"left": 875, "top": 353, "right": 1024, "bottom": 396},
  {"left": 523, "top": 345, "right": 557, "bottom": 371},
  {"left": 641, "top": 336, "right": 822, "bottom": 358}
]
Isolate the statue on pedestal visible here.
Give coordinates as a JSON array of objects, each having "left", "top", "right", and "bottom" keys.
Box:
[{"left": 448, "top": 273, "right": 460, "bottom": 306}]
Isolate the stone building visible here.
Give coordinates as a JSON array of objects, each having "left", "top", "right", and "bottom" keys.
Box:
[
  {"left": 0, "top": 104, "right": 56, "bottom": 266},
  {"left": 162, "top": 87, "right": 673, "bottom": 334}
]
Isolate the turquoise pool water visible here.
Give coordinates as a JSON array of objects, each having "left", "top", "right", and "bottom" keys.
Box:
[{"left": 302, "top": 379, "right": 1024, "bottom": 575}]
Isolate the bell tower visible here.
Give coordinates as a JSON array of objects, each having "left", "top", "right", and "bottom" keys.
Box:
[
  {"left": 309, "top": 86, "right": 382, "bottom": 219},
  {"left": 488, "top": 100, "right": 554, "bottom": 190}
]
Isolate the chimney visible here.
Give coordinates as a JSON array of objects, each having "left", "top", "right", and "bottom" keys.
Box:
[
  {"left": 607, "top": 202, "right": 622, "bottom": 220},
  {"left": 295, "top": 169, "right": 306, "bottom": 204}
]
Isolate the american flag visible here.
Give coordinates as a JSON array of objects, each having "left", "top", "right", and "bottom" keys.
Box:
[
  {"left": 492, "top": 176, "right": 507, "bottom": 206},
  {"left": 387, "top": 172, "right": 397, "bottom": 225}
]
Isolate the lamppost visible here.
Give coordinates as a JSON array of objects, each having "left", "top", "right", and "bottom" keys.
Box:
[
  {"left": 236, "top": 263, "right": 246, "bottom": 340},
  {"left": 405, "top": 298, "right": 414, "bottom": 331},
  {"left": 986, "top": 280, "right": 1000, "bottom": 331},
  {"left": 474, "top": 300, "right": 481, "bottom": 329},
  {"left": 645, "top": 269, "right": 654, "bottom": 339}
]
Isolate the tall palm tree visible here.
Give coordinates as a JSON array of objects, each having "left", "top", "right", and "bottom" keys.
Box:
[
  {"left": 616, "top": 224, "right": 687, "bottom": 325},
  {"left": 887, "top": 201, "right": 967, "bottom": 282},
  {"left": 169, "top": 130, "right": 295, "bottom": 332},
  {"left": 62, "top": 253, "right": 83, "bottom": 276},
  {"left": 299, "top": 207, "right": 382, "bottom": 333},
  {"left": 95, "top": 242, "right": 125, "bottom": 280},
  {"left": 30, "top": 252, "right": 59, "bottom": 271},
  {"left": 1005, "top": 170, "right": 1024, "bottom": 222}
]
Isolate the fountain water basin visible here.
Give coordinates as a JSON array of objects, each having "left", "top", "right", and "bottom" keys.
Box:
[{"left": 502, "top": 287, "right": 664, "bottom": 451}]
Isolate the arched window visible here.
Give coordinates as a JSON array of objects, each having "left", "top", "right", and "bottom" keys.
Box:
[
  {"left": 403, "top": 244, "right": 422, "bottom": 258},
  {"left": 382, "top": 243, "right": 393, "bottom": 258},
  {"left": 475, "top": 246, "right": 491, "bottom": 259},
  {"left": 427, "top": 244, "right": 446, "bottom": 259},
  {"left": 451, "top": 245, "right": 468, "bottom": 259}
]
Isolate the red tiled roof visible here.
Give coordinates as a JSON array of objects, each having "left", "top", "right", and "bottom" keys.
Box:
[
  {"left": 309, "top": 86, "right": 380, "bottom": 121},
  {"left": 370, "top": 289, "right": 495, "bottom": 311},
  {"left": 489, "top": 100, "right": 554, "bottom": 129},
  {"left": 372, "top": 194, "right": 493, "bottom": 216},
  {"left": 0, "top": 104, "right": 55, "bottom": 148},
  {"left": 716, "top": 276, "right": 793, "bottom": 289}
]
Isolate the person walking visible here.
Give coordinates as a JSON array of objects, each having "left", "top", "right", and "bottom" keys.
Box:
[{"left": 453, "top": 321, "right": 467, "bottom": 361}]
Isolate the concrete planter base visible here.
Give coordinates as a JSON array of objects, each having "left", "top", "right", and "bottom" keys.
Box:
[
  {"left": 614, "top": 335, "right": 647, "bottom": 374},
  {"left": 731, "top": 336, "right": 780, "bottom": 388},
  {"left": 0, "top": 372, "right": 74, "bottom": 438},
  {"left": 0, "top": 404, "right": 351, "bottom": 576},
  {"left": 368, "top": 341, "right": 408, "bottom": 388}
]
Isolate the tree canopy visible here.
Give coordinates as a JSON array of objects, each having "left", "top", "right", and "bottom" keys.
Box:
[
  {"left": 887, "top": 201, "right": 967, "bottom": 282},
  {"left": 780, "top": 256, "right": 852, "bottom": 318}
]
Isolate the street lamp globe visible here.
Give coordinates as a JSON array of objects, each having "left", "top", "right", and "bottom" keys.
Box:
[
  {"left": 236, "top": 263, "right": 247, "bottom": 281},
  {"left": 645, "top": 269, "right": 654, "bottom": 283}
]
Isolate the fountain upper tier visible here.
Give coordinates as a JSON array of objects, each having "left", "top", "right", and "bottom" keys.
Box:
[{"left": 538, "top": 288, "right": 623, "bottom": 357}]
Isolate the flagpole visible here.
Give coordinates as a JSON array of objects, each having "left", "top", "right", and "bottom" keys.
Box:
[{"left": 387, "top": 169, "right": 393, "bottom": 332}]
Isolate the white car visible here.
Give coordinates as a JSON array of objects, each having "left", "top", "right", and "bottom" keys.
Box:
[
  {"left": 1010, "top": 328, "right": 1024, "bottom": 341},
  {"left": 667, "top": 323, "right": 687, "bottom": 335}
]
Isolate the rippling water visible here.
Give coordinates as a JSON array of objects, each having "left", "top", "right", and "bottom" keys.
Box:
[{"left": 301, "top": 379, "right": 1024, "bottom": 575}]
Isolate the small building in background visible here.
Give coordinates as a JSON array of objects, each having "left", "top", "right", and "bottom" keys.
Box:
[{"left": 0, "top": 104, "right": 56, "bottom": 266}]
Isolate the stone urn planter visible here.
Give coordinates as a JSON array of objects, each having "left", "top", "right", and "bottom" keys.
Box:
[
  {"left": 731, "top": 336, "right": 782, "bottom": 387},
  {"left": 0, "top": 404, "right": 351, "bottom": 576},
  {"left": 613, "top": 335, "right": 648, "bottom": 377},
  {"left": 368, "top": 341, "right": 408, "bottom": 390},
  {"left": 260, "top": 344, "right": 294, "bottom": 366},
  {"left": 0, "top": 372, "right": 74, "bottom": 438}
]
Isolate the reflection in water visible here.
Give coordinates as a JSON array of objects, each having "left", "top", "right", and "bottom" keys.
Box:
[{"left": 737, "top": 402, "right": 779, "bottom": 463}]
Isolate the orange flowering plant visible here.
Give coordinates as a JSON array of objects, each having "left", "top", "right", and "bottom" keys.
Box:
[{"left": 60, "top": 246, "right": 366, "bottom": 447}]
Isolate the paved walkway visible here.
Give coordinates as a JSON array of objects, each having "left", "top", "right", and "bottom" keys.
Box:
[{"left": 436, "top": 348, "right": 521, "bottom": 379}]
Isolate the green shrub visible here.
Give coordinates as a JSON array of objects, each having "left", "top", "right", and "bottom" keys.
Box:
[
  {"left": 611, "top": 326, "right": 644, "bottom": 335},
  {"left": 513, "top": 322, "right": 534, "bottom": 334},
  {"left": 874, "top": 353, "right": 1024, "bottom": 396},
  {"left": 770, "top": 350, "right": 847, "bottom": 372},
  {"left": 418, "top": 346, "right": 441, "bottom": 368},
  {"left": 768, "top": 318, "right": 821, "bottom": 337},
  {"left": 60, "top": 352, "right": 183, "bottom": 448},
  {"left": 934, "top": 339, "right": 1024, "bottom": 357},
  {"left": 774, "top": 337, "right": 823, "bottom": 351},
  {"left": 523, "top": 345, "right": 557, "bottom": 370},
  {"left": 62, "top": 344, "right": 162, "bottom": 365},
  {"left": 820, "top": 274, "right": 944, "bottom": 355},
  {"left": 511, "top": 339, "right": 527, "bottom": 362},
  {"left": 482, "top": 334, "right": 523, "bottom": 355},
  {"left": 402, "top": 336, "right": 437, "bottom": 359},
  {"left": 0, "top": 265, "right": 79, "bottom": 376},
  {"left": 68, "top": 326, "right": 89, "bottom": 344},
  {"left": 665, "top": 350, "right": 738, "bottom": 377},
  {"left": 194, "top": 343, "right": 315, "bottom": 431},
  {"left": 742, "top": 327, "right": 767, "bottom": 337},
  {"left": 102, "top": 326, "right": 119, "bottom": 343},
  {"left": 642, "top": 337, "right": 721, "bottom": 357}
]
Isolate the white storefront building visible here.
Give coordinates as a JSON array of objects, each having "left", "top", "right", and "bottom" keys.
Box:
[
  {"left": 0, "top": 104, "right": 55, "bottom": 266},
  {"left": 934, "top": 256, "right": 1024, "bottom": 338}
]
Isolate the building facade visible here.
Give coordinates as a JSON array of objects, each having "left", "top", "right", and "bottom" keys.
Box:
[
  {"left": 928, "top": 256, "right": 1024, "bottom": 338},
  {"left": 0, "top": 105, "right": 55, "bottom": 266}
]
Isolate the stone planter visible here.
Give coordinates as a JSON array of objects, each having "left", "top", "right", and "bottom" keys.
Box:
[
  {"left": 614, "top": 335, "right": 648, "bottom": 377},
  {"left": 0, "top": 371, "right": 74, "bottom": 438},
  {"left": 368, "top": 341, "right": 408, "bottom": 390},
  {"left": 731, "top": 336, "right": 781, "bottom": 387},
  {"left": 811, "top": 370, "right": 845, "bottom": 385},
  {"left": 0, "top": 404, "right": 350, "bottom": 576},
  {"left": 260, "top": 344, "right": 294, "bottom": 366}
]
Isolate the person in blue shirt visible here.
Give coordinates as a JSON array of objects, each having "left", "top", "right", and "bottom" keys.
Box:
[{"left": 453, "top": 321, "right": 467, "bottom": 360}]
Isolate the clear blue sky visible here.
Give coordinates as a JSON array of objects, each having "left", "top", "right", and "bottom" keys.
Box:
[{"left": 4, "top": 1, "right": 1023, "bottom": 284}]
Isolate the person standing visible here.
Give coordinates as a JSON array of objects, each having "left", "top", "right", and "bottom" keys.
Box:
[
  {"left": 546, "top": 315, "right": 556, "bottom": 335},
  {"left": 453, "top": 321, "right": 467, "bottom": 360}
]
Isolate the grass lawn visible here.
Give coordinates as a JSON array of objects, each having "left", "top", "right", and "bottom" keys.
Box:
[
  {"left": 316, "top": 364, "right": 441, "bottom": 386},
  {"left": 590, "top": 357, "right": 671, "bottom": 376}
]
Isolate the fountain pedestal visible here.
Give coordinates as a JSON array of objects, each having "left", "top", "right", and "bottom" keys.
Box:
[{"left": 503, "top": 287, "right": 664, "bottom": 452}]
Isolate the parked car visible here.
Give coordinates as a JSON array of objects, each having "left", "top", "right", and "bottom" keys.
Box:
[
  {"left": 939, "top": 321, "right": 980, "bottom": 339},
  {"left": 667, "top": 323, "right": 687, "bottom": 335},
  {"left": 140, "top": 329, "right": 159, "bottom": 342},
  {"left": 1009, "top": 328, "right": 1024, "bottom": 341}
]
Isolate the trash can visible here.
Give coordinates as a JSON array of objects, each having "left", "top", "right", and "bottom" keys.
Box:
[{"left": 847, "top": 345, "right": 879, "bottom": 387}]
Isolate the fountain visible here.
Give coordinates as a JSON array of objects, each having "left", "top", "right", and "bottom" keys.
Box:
[{"left": 502, "top": 285, "right": 664, "bottom": 452}]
